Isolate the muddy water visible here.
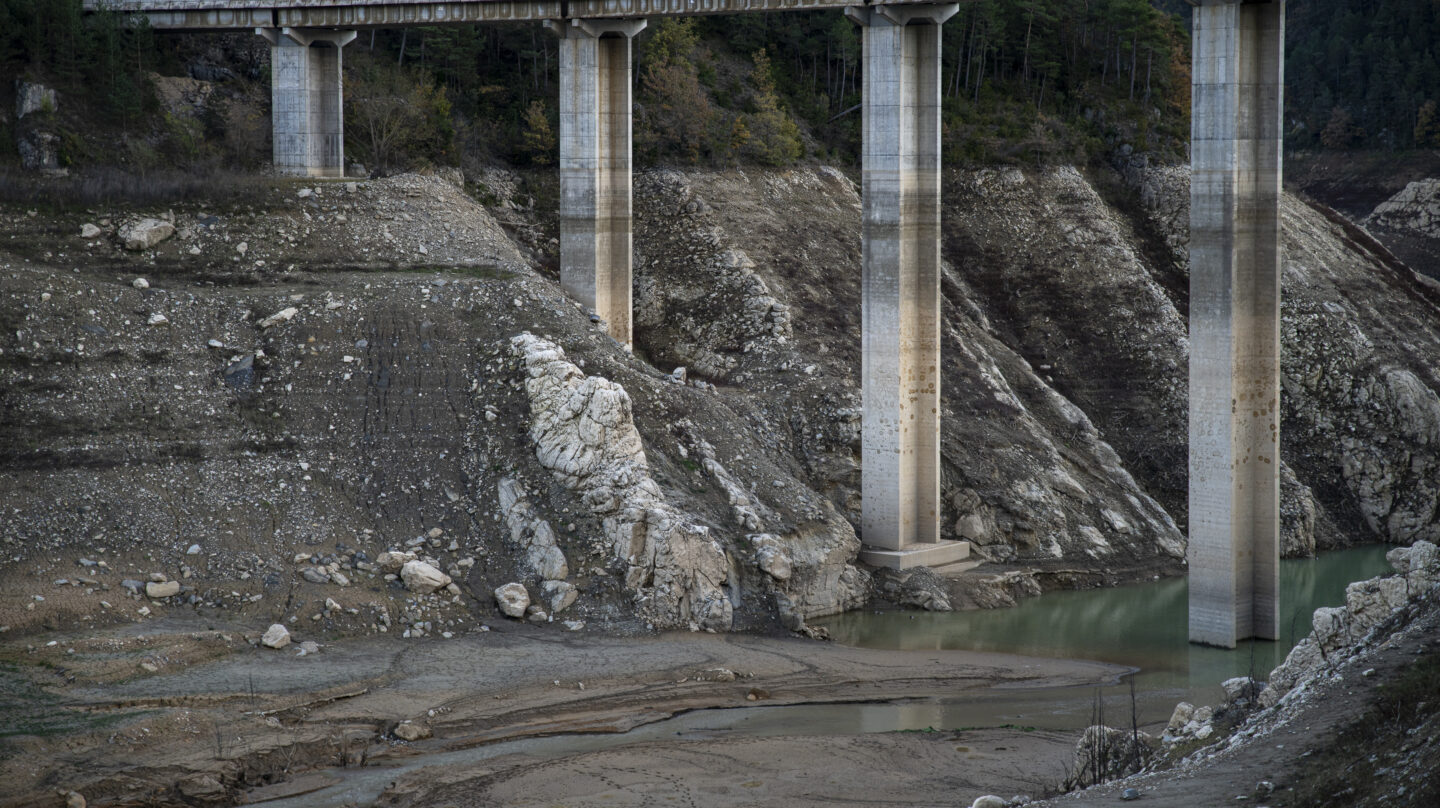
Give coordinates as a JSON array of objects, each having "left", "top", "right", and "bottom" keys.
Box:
[{"left": 254, "top": 546, "right": 1391, "bottom": 807}]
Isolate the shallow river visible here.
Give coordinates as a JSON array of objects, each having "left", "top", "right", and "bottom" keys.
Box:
[
  {"left": 259, "top": 545, "right": 1392, "bottom": 806},
  {"left": 816, "top": 543, "right": 1394, "bottom": 719}
]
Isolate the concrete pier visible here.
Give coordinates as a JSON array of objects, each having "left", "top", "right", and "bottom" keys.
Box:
[
  {"left": 548, "top": 18, "right": 646, "bottom": 349},
  {"left": 1188, "top": 0, "right": 1285, "bottom": 647},
  {"left": 848, "top": 4, "right": 968, "bottom": 571},
  {"left": 259, "top": 27, "right": 357, "bottom": 178}
]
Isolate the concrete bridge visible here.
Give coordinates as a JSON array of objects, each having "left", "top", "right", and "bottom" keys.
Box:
[{"left": 88, "top": 0, "right": 1285, "bottom": 648}]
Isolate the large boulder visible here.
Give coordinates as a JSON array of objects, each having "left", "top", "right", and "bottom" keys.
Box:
[
  {"left": 540, "top": 580, "right": 577, "bottom": 614},
  {"left": 376, "top": 550, "right": 417, "bottom": 573},
  {"left": 119, "top": 219, "right": 175, "bottom": 251},
  {"left": 1065, "top": 725, "right": 1155, "bottom": 788},
  {"left": 495, "top": 583, "right": 530, "bottom": 618},
  {"left": 400, "top": 560, "right": 452, "bottom": 594},
  {"left": 145, "top": 580, "right": 180, "bottom": 598},
  {"left": 261, "top": 624, "right": 291, "bottom": 649}
]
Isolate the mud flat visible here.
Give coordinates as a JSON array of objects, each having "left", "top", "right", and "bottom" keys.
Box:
[{"left": 0, "top": 617, "right": 1125, "bottom": 807}]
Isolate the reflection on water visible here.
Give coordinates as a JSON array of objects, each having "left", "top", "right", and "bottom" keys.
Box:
[
  {"left": 817, "top": 545, "right": 1394, "bottom": 702},
  {"left": 260, "top": 547, "right": 1396, "bottom": 807}
]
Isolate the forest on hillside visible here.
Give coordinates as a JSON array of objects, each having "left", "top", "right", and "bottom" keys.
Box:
[{"left": 1, "top": 0, "right": 1436, "bottom": 174}]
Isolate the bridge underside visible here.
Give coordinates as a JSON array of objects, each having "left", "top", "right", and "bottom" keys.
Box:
[{"left": 91, "top": 0, "right": 1286, "bottom": 642}]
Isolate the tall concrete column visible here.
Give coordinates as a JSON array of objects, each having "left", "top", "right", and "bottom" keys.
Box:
[
  {"left": 1189, "top": 0, "right": 1285, "bottom": 648},
  {"left": 848, "top": 4, "right": 968, "bottom": 571},
  {"left": 258, "top": 27, "right": 357, "bottom": 178},
  {"left": 546, "top": 18, "right": 646, "bottom": 349}
]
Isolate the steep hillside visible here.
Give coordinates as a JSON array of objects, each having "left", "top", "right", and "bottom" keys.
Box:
[{"left": 4, "top": 158, "right": 1440, "bottom": 645}]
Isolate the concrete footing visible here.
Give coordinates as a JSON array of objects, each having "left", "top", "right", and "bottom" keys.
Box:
[
  {"left": 259, "top": 27, "right": 357, "bottom": 178},
  {"left": 859, "top": 540, "right": 971, "bottom": 571},
  {"left": 1188, "top": 0, "right": 1285, "bottom": 648},
  {"left": 549, "top": 18, "right": 646, "bottom": 349},
  {"left": 849, "top": 4, "right": 959, "bottom": 568}
]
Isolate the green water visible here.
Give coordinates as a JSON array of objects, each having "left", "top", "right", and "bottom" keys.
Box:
[
  {"left": 816, "top": 545, "right": 1395, "bottom": 712},
  {"left": 258, "top": 547, "right": 1397, "bottom": 807}
]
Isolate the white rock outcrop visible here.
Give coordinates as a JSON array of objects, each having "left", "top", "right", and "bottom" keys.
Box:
[
  {"left": 497, "top": 478, "right": 569, "bottom": 581},
  {"left": 1363, "top": 178, "right": 1440, "bottom": 238},
  {"left": 1260, "top": 540, "right": 1440, "bottom": 707},
  {"left": 510, "top": 333, "right": 733, "bottom": 630}
]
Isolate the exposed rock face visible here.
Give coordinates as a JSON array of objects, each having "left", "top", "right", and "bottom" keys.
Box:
[
  {"left": 7, "top": 160, "right": 1440, "bottom": 643},
  {"left": 1362, "top": 178, "right": 1440, "bottom": 276},
  {"left": 15, "top": 82, "right": 57, "bottom": 119},
  {"left": 16, "top": 128, "right": 59, "bottom": 172},
  {"left": 634, "top": 170, "right": 793, "bottom": 380},
  {"left": 497, "top": 478, "right": 569, "bottom": 581},
  {"left": 1365, "top": 179, "right": 1440, "bottom": 234},
  {"left": 1118, "top": 160, "right": 1440, "bottom": 551},
  {"left": 119, "top": 219, "right": 176, "bottom": 252},
  {"left": 1260, "top": 540, "right": 1440, "bottom": 707},
  {"left": 636, "top": 167, "right": 1186, "bottom": 570},
  {"left": 511, "top": 332, "right": 733, "bottom": 630},
  {"left": 676, "top": 425, "right": 867, "bottom": 626}
]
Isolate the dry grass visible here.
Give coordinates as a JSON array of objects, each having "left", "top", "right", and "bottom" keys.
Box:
[{"left": 0, "top": 166, "right": 275, "bottom": 210}]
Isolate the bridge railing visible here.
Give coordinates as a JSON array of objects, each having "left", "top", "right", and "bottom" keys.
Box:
[{"left": 83, "top": 0, "right": 958, "bottom": 29}]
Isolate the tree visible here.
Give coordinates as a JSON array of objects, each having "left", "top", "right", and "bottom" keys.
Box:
[
  {"left": 520, "top": 99, "right": 555, "bottom": 165},
  {"left": 1415, "top": 100, "right": 1440, "bottom": 149},
  {"left": 739, "top": 48, "right": 803, "bottom": 166},
  {"left": 1320, "top": 106, "right": 1363, "bottom": 149},
  {"left": 345, "top": 54, "right": 454, "bottom": 172},
  {"left": 636, "top": 18, "right": 718, "bottom": 162}
]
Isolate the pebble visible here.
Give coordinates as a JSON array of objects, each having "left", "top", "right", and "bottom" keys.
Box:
[{"left": 131, "top": 277, "right": 149, "bottom": 289}]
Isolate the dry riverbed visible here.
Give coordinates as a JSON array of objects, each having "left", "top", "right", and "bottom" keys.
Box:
[{"left": 0, "top": 617, "right": 1124, "bottom": 807}]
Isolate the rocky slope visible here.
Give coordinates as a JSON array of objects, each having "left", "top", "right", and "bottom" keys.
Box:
[
  {"left": 1362, "top": 177, "right": 1440, "bottom": 280},
  {"left": 4, "top": 157, "right": 1440, "bottom": 642},
  {"left": 1046, "top": 543, "right": 1440, "bottom": 807}
]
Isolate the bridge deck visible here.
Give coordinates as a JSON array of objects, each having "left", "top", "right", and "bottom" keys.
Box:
[{"left": 86, "top": 0, "right": 956, "bottom": 29}]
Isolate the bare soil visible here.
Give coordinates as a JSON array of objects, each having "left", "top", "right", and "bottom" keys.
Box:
[{"left": 0, "top": 615, "right": 1123, "bottom": 807}]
